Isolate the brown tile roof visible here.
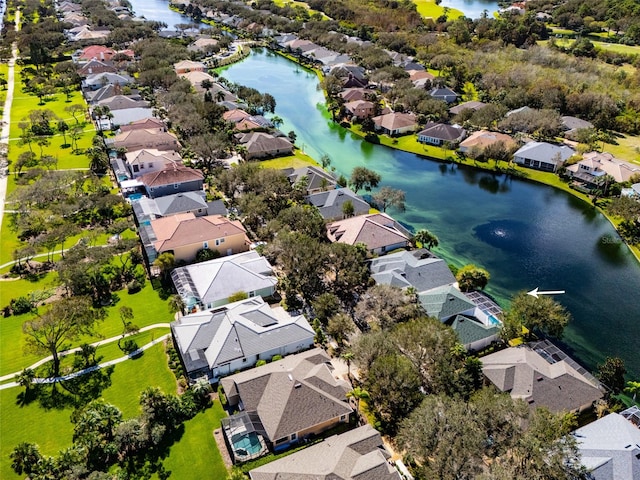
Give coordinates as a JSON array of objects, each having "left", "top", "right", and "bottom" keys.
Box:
[
  {"left": 119, "top": 117, "right": 166, "bottom": 132},
  {"left": 373, "top": 112, "right": 418, "bottom": 131},
  {"left": 327, "top": 213, "right": 410, "bottom": 251},
  {"left": 138, "top": 164, "right": 203, "bottom": 188},
  {"left": 459, "top": 130, "right": 516, "bottom": 150},
  {"left": 152, "top": 213, "right": 247, "bottom": 252},
  {"left": 223, "top": 109, "right": 251, "bottom": 123},
  {"left": 112, "top": 128, "right": 179, "bottom": 150}
]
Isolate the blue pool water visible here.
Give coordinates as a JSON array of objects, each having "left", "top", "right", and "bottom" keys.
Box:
[
  {"left": 232, "top": 432, "right": 262, "bottom": 455},
  {"left": 128, "top": 193, "right": 143, "bottom": 200},
  {"left": 488, "top": 314, "right": 501, "bottom": 326}
]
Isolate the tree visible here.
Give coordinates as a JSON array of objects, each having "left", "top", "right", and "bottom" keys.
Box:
[
  {"left": 153, "top": 252, "right": 175, "bottom": 282},
  {"left": 507, "top": 291, "right": 571, "bottom": 338},
  {"left": 372, "top": 186, "right": 406, "bottom": 212},
  {"left": 168, "top": 294, "right": 186, "bottom": 316},
  {"left": 346, "top": 386, "right": 370, "bottom": 422},
  {"left": 72, "top": 400, "right": 123, "bottom": 469},
  {"left": 456, "top": 264, "right": 490, "bottom": 292},
  {"left": 15, "top": 368, "right": 36, "bottom": 395},
  {"left": 65, "top": 104, "right": 86, "bottom": 125},
  {"left": 413, "top": 228, "right": 439, "bottom": 249},
  {"left": 22, "top": 296, "right": 105, "bottom": 378},
  {"left": 87, "top": 146, "right": 109, "bottom": 174},
  {"left": 312, "top": 292, "right": 341, "bottom": 325},
  {"left": 327, "top": 313, "right": 356, "bottom": 346},
  {"left": 69, "top": 125, "right": 84, "bottom": 152},
  {"left": 117, "top": 306, "right": 139, "bottom": 352},
  {"left": 350, "top": 166, "right": 381, "bottom": 193},
  {"left": 342, "top": 200, "right": 355, "bottom": 218},
  {"left": 10, "top": 442, "right": 44, "bottom": 476},
  {"left": 228, "top": 291, "right": 249, "bottom": 303},
  {"left": 57, "top": 119, "right": 70, "bottom": 147},
  {"left": 355, "top": 284, "right": 422, "bottom": 330},
  {"left": 597, "top": 357, "right": 627, "bottom": 394},
  {"left": 624, "top": 380, "right": 640, "bottom": 401}
]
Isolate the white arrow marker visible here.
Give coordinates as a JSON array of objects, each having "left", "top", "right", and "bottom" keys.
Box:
[{"left": 527, "top": 287, "right": 566, "bottom": 299}]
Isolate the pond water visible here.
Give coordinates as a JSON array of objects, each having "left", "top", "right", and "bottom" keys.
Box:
[
  {"left": 219, "top": 50, "right": 640, "bottom": 377},
  {"left": 128, "top": 0, "right": 193, "bottom": 29},
  {"left": 442, "top": 0, "right": 501, "bottom": 19}
]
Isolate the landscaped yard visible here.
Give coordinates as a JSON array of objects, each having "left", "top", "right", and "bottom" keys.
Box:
[
  {"left": 0, "top": 342, "right": 181, "bottom": 480},
  {"left": 260, "top": 149, "right": 319, "bottom": 169}
]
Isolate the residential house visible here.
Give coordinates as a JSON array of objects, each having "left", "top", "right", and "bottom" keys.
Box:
[
  {"left": 220, "top": 348, "right": 352, "bottom": 460},
  {"left": 513, "top": 141, "right": 575, "bottom": 173},
  {"left": 119, "top": 117, "right": 166, "bottom": 133},
  {"left": 223, "top": 109, "right": 251, "bottom": 124},
  {"left": 409, "top": 69, "right": 435, "bottom": 89},
  {"left": 67, "top": 26, "right": 111, "bottom": 42},
  {"left": 482, "top": 340, "right": 603, "bottom": 412},
  {"left": 173, "top": 59, "right": 206, "bottom": 74},
  {"left": 76, "top": 45, "right": 116, "bottom": 62},
  {"left": 330, "top": 64, "right": 366, "bottom": 81},
  {"left": 369, "top": 249, "right": 456, "bottom": 292},
  {"left": 561, "top": 115, "right": 594, "bottom": 140},
  {"left": 449, "top": 100, "right": 487, "bottom": 116},
  {"left": 179, "top": 70, "right": 216, "bottom": 91},
  {"left": 430, "top": 87, "right": 458, "bottom": 103},
  {"left": 132, "top": 191, "right": 210, "bottom": 225},
  {"left": 326, "top": 213, "right": 411, "bottom": 254},
  {"left": 138, "top": 164, "right": 203, "bottom": 198},
  {"left": 86, "top": 84, "right": 138, "bottom": 104},
  {"left": 95, "top": 95, "right": 152, "bottom": 129},
  {"left": 306, "top": 188, "right": 370, "bottom": 221},
  {"left": 249, "top": 425, "right": 402, "bottom": 480},
  {"left": 446, "top": 315, "right": 501, "bottom": 352},
  {"left": 344, "top": 100, "right": 375, "bottom": 119},
  {"left": 339, "top": 88, "right": 367, "bottom": 102},
  {"left": 77, "top": 59, "right": 116, "bottom": 76},
  {"left": 109, "top": 128, "right": 180, "bottom": 152},
  {"left": 342, "top": 75, "right": 368, "bottom": 89},
  {"left": 82, "top": 72, "right": 133, "bottom": 91},
  {"left": 188, "top": 37, "right": 219, "bottom": 52},
  {"left": 234, "top": 118, "right": 263, "bottom": 132},
  {"left": 373, "top": 112, "right": 419, "bottom": 136},
  {"left": 149, "top": 212, "right": 249, "bottom": 262},
  {"left": 283, "top": 165, "right": 337, "bottom": 194},
  {"left": 170, "top": 250, "right": 278, "bottom": 311},
  {"left": 506, "top": 105, "right": 534, "bottom": 117},
  {"left": 573, "top": 408, "right": 640, "bottom": 480},
  {"left": 417, "top": 122, "right": 466, "bottom": 146},
  {"left": 125, "top": 148, "right": 182, "bottom": 178},
  {"left": 236, "top": 132, "right": 294, "bottom": 160},
  {"left": 459, "top": 130, "right": 517, "bottom": 154},
  {"left": 172, "top": 298, "right": 315, "bottom": 382},
  {"left": 566, "top": 152, "right": 640, "bottom": 187}
]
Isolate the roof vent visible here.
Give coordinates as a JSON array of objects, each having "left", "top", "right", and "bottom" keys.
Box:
[
  {"left": 537, "top": 376, "right": 544, "bottom": 382},
  {"left": 294, "top": 383, "right": 302, "bottom": 389},
  {"left": 287, "top": 374, "right": 293, "bottom": 381}
]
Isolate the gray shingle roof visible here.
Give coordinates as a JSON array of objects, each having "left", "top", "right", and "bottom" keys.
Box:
[
  {"left": 154, "top": 191, "right": 207, "bottom": 216},
  {"left": 419, "top": 285, "right": 476, "bottom": 320},
  {"left": 306, "top": 188, "right": 370, "bottom": 220},
  {"left": 283, "top": 165, "right": 337, "bottom": 193},
  {"left": 514, "top": 141, "right": 575, "bottom": 164},
  {"left": 249, "top": 425, "right": 400, "bottom": 480},
  {"left": 369, "top": 249, "right": 456, "bottom": 292},
  {"left": 446, "top": 315, "right": 499, "bottom": 345}
]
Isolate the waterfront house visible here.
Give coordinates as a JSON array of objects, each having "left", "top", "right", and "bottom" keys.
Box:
[
  {"left": 417, "top": 122, "right": 466, "bottom": 146},
  {"left": 306, "top": 188, "right": 370, "bottom": 221},
  {"left": 283, "top": 165, "right": 337, "bottom": 194},
  {"left": 513, "top": 141, "right": 575, "bottom": 173},
  {"left": 236, "top": 132, "right": 294, "bottom": 160},
  {"left": 170, "top": 250, "right": 278, "bottom": 312},
  {"left": 566, "top": 151, "right": 640, "bottom": 187},
  {"left": 373, "top": 112, "right": 419, "bottom": 136},
  {"left": 326, "top": 213, "right": 411, "bottom": 254},
  {"left": 482, "top": 340, "right": 603, "bottom": 412},
  {"left": 172, "top": 298, "right": 315, "bottom": 382},
  {"left": 125, "top": 149, "right": 182, "bottom": 178},
  {"left": 459, "top": 130, "right": 517, "bottom": 154},
  {"left": 249, "top": 425, "right": 402, "bottom": 480},
  {"left": 573, "top": 407, "right": 640, "bottom": 480},
  {"left": 137, "top": 164, "right": 203, "bottom": 198},
  {"left": 369, "top": 249, "right": 456, "bottom": 292},
  {"left": 339, "top": 88, "right": 368, "bottom": 102},
  {"left": 220, "top": 348, "right": 352, "bottom": 460},
  {"left": 344, "top": 100, "right": 375, "bottom": 120},
  {"left": 149, "top": 212, "right": 249, "bottom": 263},
  {"left": 223, "top": 109, "right": 252, "bottom": 124}
]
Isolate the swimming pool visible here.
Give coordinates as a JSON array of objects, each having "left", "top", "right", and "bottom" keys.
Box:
[
  {"left": 232, "top": 432, "right": 262, "bottom": 456},
  {"left": 488, "top": 314, "right": 502, "bottom": 326}
]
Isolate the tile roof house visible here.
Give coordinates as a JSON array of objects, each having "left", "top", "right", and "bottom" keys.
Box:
[
  {"left": 82, "top": 72, "right": 133, "bottom": 91},
  {"left": 173, "top": 298, "right": 315, "bottom": 382},
  {"left": 173, "top": 59, "right": 206, "bottom": 74},
  {"left": 327, "top": 213, "right": 411, "bottom": 255},
  {"left": 77, "top": 59, "right": 116, "bottom": 76},
  {"left": 513, "top": 141, "right": 575, "bottom": 173},
  {"left": 482, "top": 340, "right": 603, "bottom": 412},
  {"left": 138, "top": 164, "right": 203, "bottom": 198},
  {"left": 170, "top": 250, "right": 278, "bottom": 311},
  {"left": 118, "top": 117, "right": 166, "bottom": 133},
  {"left": 125, "top": 148, "right": 182, "bottom": 178},
  {"left": 179, "top": 70, "right": 216, "bottom": 91},
  {"left": 223, "top": 109, "right": 252, "bottom": 123},
  {"left": 459, "top": 130, "right": 517, "bottom": 153},
  {"left": 249, "top": 425, "right": 401, "bottom": 480},
  {"left": 344, "top": 100, "right": 375, "bottom": 120},
  {"left": 236, "top": 132, "right": 294, "bottom": 160},
  {"left": 339, "top": 88, "right": 368, "bottom": 102},
  {"left": 77, "top": 45, "right": 116, "bottom": 62},
  {"left": 283, "top": 165, "right": 337, "bottom": 194},
  {"left": 449, "top": 100, "right": 487, "bottom": 116},
  {"left": 109, "top": 128, "right": 180, "bottom": 152},
  {"left": 306, "top": 188, "right": 370, "bottom": 221},
  {"left": 369, "top": 249, "right": 456, "bottom": 292},
  {"left": 566, "top": 151, "right": 640, "bottom": 186},
  {"left": 573, "top": 409, "right": 640, "bottom": 480},
  {"left": 373, "top": 112, "right": 419, "bottom": 136},
  {"left": 221, "top": 348, "right": 352, "bottom": 457},
  {"left": 417, "top": 122, "right": 466, "bottom": 146}
]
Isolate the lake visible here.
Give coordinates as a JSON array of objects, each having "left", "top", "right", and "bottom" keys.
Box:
[
  {"left": 442, "top": 0, "right": 500, "bottom": 19},
  {"left": 219, "top": 50, "right": 640, "bottom": 377}
]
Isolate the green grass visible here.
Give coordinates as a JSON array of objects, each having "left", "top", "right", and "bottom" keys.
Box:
[
  {"left": 260, "top": 149, "right": 319, "bottom": 169},
  {"left": 0, "top": 342, "right": 177, "bottom": 480},
  {"left": 601, "top": 135, "right": 640, "bottom": 164},
  {"left": 271, "top": 0, "right": 329, "bottom": 18},
  {"left": 162, "top": 400, "right": 228, "bottom": 479},
  {"left": 0, "top": 283, "right": 172, "bottom": 377},
  {"left": 549, "top": 38, "right": 640, "bottom": 56},
  {"left": 411, "top": 0, "right": 463, "bottom": 19}
]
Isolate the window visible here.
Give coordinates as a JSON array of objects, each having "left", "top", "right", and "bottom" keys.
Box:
[
  {"left": 275, "top": 438, "right": 287, "bottom": 445},
  {"left": 203, "top": 241, "right": 209, "bottom": 249},
  {"left": 140, "top": 163, "right": 144, "bottom": 169},
  {"left": 148, "top": 162, "right": 153, "bottom": 168},
  {"left": 133, "top": 165, "right": 139, "bottom": 172},
  {"left": 290, "top": 433, "right": 297, "bottom": 441},
  {"left": 340, "top": 414, "right": 347, "bottom": 421},
  {"left": 215, "top": 238, "right": 225, "bottom": 246}
]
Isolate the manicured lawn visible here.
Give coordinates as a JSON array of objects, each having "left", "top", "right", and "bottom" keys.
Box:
[
  {"left": 0, "top": 283, "right": 172, "bottom": 377},
  {"left": 412, "top": 0, "right": 463, "bottom": 19},
  {"left": 163, "top": 400, "right": 228, "bottom": 479},
  {"left": 601, "top": 134, "right": 640, "bottom": 165},
  {"left": 0, "top": 342, "right": 177, "bottom": 480},
  {"left": 260, "top": 150, "right": 319, "bottom": 169},
  {"left": 549, "top": 38, "right": 640, "bottom": 56}
]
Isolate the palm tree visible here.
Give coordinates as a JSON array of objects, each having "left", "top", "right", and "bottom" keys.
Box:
[
  {"left": 15, "top": 368, "right": 35, "bottom": 395},
  {"left": 168, "top": 294, "right": 186, "bottom": 316},
  {"left": 346, "top": 387, "right": 370, "bottom": 424},
  {"left": 341, "top": 351, "right": 354, "bottom": 381},
  {"left": 625, "top": 380, "right": 640, "bottom": 401},
  {"left": 413, "top": 228, "right": 439, "bottom": 249}
]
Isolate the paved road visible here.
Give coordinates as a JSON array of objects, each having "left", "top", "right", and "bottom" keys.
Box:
[{"left": 0, "top": 323, "right": 171, "bottom": 389}]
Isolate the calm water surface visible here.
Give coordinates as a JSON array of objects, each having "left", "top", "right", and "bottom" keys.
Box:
[
  {"left": 220, "top": 50, "right": 640, "bottom": 376},
  {"left": 442, "top": 0, "right": 500, "bottom": 19}
]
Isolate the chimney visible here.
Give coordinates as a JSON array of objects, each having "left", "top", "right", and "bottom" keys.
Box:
[{"left": 100, "top": 51, "right": 105, "bottom": 60}]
